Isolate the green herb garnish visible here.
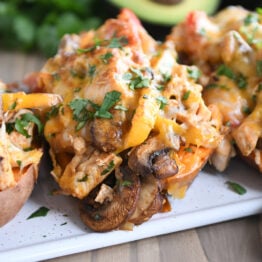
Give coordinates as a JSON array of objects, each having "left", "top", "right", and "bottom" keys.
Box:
[
  {"left": 182, "top": 90, "right": 191, "bottom": 101},
  {"left": 101, "top": 160, "right": 115, "bottom": 176},
  {"left": 16, "top": 160, "right": 22, "bottom": 167},
  {"left": 88, "top": 64, "right": 96, "bottom": 77},
  {"left": 9, "top": 101, "right": 17, "bottom": 110},
  {"left": 15, "top": 113, "right": 43, "bottom": 137},
  {"left": 184, "top": 147, "right": 193, "bottom": 153},
  {"left": 226, "top": 181, "right": 247, "bottom": 195},
  {"left": 125, "top": 68, "right": 151, "bottom": 90},
  {"left": 244, "top": 13, "right": 258, "bottom": 26},
  {"left": 46, "top": 104, "right": 61, "bottom": 120},
  {"left": 121, "top": 180, "right": 133, "bottom": 187},
  {"left": 94, "top": 90, "right": 121, "bottom": 119},
  {"left": 77, "top": 174, "right": 88, "bottom": 182},
  {"left": 156, "top": 96, "right": 168, "bottom": 109},
  {"left": 216, "top": 65, "right": 247, "bottom": 89},
  {"left": 77, "top": 36, "right": 128, "bottom": 54},
  {"left": 100, "top": 52, "right": 113, "bottom": 64},
  {"left": 27, "top": 206, "right": 50, "bottom": 219},
  {"left": 69, "top": 98, "right": 95, "bottom": 130},
  {"left": 187, "top": 67, "right": 201, "bottom": 80},
  {"left": 216, "top": 65, "right": 235, "bottom": 79},
  {"left": 108, "top": 36, "right": 128, "bottom": 49}
]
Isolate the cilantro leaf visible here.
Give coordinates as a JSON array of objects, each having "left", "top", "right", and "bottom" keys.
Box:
[
  {"left": 101, "top": 160, "right": 115, "bottom": 175},
  {"left": 95, "top": 91, "right": 121, "bottom": 119},
  {"left": 226, "top": 181, "right": 247, "bottom": 195},
  {"left": 108, "top": 36, "right": 128, "bottom": 49},
  {"left": 27, "top": 206, "right": 50, "bottom": 219},
  {"left": 216, "top": 65, "right": 235, "bottom": 79},
  {"left": 68, "top": 98, "right": 95, "bottom": 130},
  {"left": 187, "top": 67, "right": 201, "bottom": 80},
  {"left": 14, "top": 113, "right": 43, "bottom": 138}
]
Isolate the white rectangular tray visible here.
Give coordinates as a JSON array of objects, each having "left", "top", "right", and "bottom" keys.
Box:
[{"left": 1, "top": 155, "right": 262, "bottom": 262}]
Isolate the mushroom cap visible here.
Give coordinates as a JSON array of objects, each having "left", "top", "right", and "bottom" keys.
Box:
[
  {"left": 79, "top": 166, "right": 140, "bottom": 232},
  {"left": 128, "top": 174, "right": 163, "bottom": 225}
]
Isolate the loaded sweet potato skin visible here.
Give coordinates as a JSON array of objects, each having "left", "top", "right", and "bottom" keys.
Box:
[
  {"left": 0, "top": 165, "right": 38, "bottom": 227},
  {"left": 0, "top": 82, "right": 62, "bottom": 227}
]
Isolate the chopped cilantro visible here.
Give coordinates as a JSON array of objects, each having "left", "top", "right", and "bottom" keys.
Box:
[
  {"left": 244, "top": 13, "right": 258, "bottom": 26},
  {"left": 27, "top": 206, "right": 50, "bottom": 219},
  {"left": 125, "top": 68, "right": 151, "bottom": 90},
  {"left": 15, "top": 113, "right": 43, "bottom": 138},
  {"left": 182, "top": 90, "right": 191, "bottom": 101},
  {"left": 46, "top": 104, "right": 61, "bottom": 120},
  {"left": 16, "top": 160, "right": 22, "bottom": 167},
  {"left": 156, "top": 96, "right": 168, "bottom": 109},
  {"left": 77, "top": 174, "right": 88, "bottom": 182},
  {"left": 88, "top": 64, "right": 96, "bottom": 77},
  {"left": 74, "top": 87, "right": 81, "bottom": 93},
  {"left": 162, "top": 72, "right": 171, "bottom": 83},
  {"left": 94, "top": 90, "right": 121, "bottom": 119},
  {"left": 68, "top": 98, "right": 95, "bottom": 131},
  {"left": 184, "top": 147, "right": 193, "bottom": 153},
  {"left": 101, "top": 160, "right": 115, "bottom": 175},
  {"left": 217, "top": 64, "right": 247, "bottom": 89},
  {"left": 69, "top": 91, "right": 122, "bottom": 129},
  {"left": 100, "top": 52, "right": 113, "bottom": 64},
  {"left": 235, "top": 74, "right": 247, "bottom": 89},
  {"left": 77, "top": 36, "right": 128, "bottom": 54},
  {"left": 121, "top": 180, "right": 133, "bottom": 187},
  {"left": 216, "top": 64, "right": 235, "bottom": 79},
  {"left": 226, "top": 181, "right": 247, "bottom": 195},
  {"left": 108, "top": 36, "right": 128, "bottom": 49},
  {"left": 187, "top": 67, "right": 201, "bottom": 80},
  {"left": 9, "top": 101, "right": 17, "bottom": 110},
  {"left": 157, "top": 85, "right": 164, "bottom": 91}
]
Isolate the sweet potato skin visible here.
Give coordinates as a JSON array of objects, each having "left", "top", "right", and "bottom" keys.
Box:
[{"left": 0, "top": 164, "right": 38, "bottom": 227}]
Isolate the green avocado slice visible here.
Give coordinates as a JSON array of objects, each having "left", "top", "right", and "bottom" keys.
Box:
[{"left": 108, "top": 0, "right": 221, "bottom": 25}]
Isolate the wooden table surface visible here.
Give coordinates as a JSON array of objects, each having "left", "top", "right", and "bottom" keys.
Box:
[{"left": 1, "top": 52, "right": 262, "bottom": 262}]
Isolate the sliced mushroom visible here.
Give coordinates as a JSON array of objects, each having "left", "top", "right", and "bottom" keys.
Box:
[
  {"left": 79, "top": 166, "right": 140, "bottom": 232},
  {"left": 90, "top": 111, "right": 126, "bottom": 152},
  {"left": 128, "top": 175, "right": 163, "bottom": 225},
  {"left": 128, "top": 136, "right": 178, "bottom": 178}
]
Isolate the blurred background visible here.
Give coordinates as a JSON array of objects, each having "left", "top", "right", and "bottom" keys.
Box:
[{"left": 0, "top": 0, "right": 261, "bottom": 57}]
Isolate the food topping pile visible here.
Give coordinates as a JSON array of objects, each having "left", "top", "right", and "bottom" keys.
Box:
[
  {"left": 4, "top": 5, "right": 261, "bottom": 231},
  {"left": 168, "top": 6, "right": 262, "bottom": 172}
]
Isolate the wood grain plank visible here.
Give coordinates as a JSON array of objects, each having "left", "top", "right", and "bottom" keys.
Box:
[
  {"left": 158, "top": 229, "right": 208, "bottom": 262},
  {"left": 93, "top": 243, "right": 131, "bottom": 262},
  {"left": 136, "top": 237, "right": 160, "bottom": 262},
  {"left": 197, "top": 216, "right": 262, "bottom": 262}
]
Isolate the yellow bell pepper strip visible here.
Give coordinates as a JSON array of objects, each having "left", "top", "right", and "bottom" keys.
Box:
[
  {"left": 1, "top": 92, "right": 62, "bottom": 112},
  {"left": 123, "top": 87, "right": 160, "bottom": 150}
]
